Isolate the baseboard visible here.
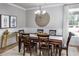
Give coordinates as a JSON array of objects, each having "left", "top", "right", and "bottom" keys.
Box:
[{"left": 69, "top": 44, "right": 79, "bottom": 47}]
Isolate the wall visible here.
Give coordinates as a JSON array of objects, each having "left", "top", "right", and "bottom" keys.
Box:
[
  {"left": 0, "top": 3, "right": 79, "bottom": 47},
  {"left": 0, "top": 3, "right": 26, "bottom": 28},
  {"left": 0, "top": 3, "right": 26, "bottom": 47},
  {"left": 63, "top": 5, "right": 69, "bottom": 46},
  {"left": 25, "top": 5, "right": 79, "bottom": 46},
  {"left": 25, "top": 6, "right": 64, "bottom": 35}
]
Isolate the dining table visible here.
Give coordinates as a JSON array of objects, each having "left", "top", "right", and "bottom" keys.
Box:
[{"left": 18, "top": 33, "right": 63, "bottom": 56}]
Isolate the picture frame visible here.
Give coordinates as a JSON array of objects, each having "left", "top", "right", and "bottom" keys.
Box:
[
  {"left": 9, "top": 16, "right": 17, "bottom": 28},
  {"left": 0, "top": 15, "right": 9, "bottom": 28}
]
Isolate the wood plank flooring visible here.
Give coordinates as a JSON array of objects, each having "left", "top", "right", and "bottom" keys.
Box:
[
  {"left": 0, "top": 43, "right": 17, "bottom": 54},
  {"left": 0, "top": 44, "right": 79, "bottom": 56}
]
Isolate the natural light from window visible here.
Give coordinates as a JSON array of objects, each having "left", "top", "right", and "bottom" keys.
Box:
[{"left": 68, "top": 8, "right": 79, "bottom": 36}]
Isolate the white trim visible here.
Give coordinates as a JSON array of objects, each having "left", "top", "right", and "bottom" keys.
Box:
[
  {"left": 69, "top": 8, "right": 79, "bottom": 12},
  {"left": 42, "top": 4, "right": 64, "bottom": 8},
  {"left": 25, "top": 7, "right": 39, "bottom": 11},
  {"left": 7, "top": 3, "right": 26, "bottom": 11},
  {"left": 7, "top": 3, "right": 64, "bottom": 11},
  {"left": 26, "top": 4, "right": 64, "bottom": 11}
]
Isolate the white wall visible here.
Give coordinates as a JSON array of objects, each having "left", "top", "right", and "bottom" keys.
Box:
[
  {"left": 25, "top": 6, "right": 64, "bottom": 35},
  {"left": 63, "top": 5, "right": 69, "bottom": 46},
  {"left": 0, "top": 3, "right": 26, "bottom": 47}
]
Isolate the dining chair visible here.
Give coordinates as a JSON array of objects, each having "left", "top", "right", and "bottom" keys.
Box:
[
  {"left": 37, "top": 33, "right": 52, "bottom": 56},
  {"left": 37, "top": 29, "right": 44, "bottom": 33},
  {"left": 19, "top": 30, "right": 24, "bottom": 34},
  {"left": 22, "top": 33, "right": 37, "bottom": 56},
  {"left": 18, "top": 30, "right": 24, "bottom": 52},
  {"left": 49, "top": 30, "right": 56, "bottom": 36},
  {"left": 56, "top": 32, "right": 72, "bottom": 56},
  {"left": 49, "top": 30, "right": 57, "bottom": 55},
  {"left": 22, "top": 33, "right": 31, "bottom": 56}
]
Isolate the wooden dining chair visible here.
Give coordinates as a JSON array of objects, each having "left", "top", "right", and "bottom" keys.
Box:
[
  {"left": 37, "top": 29, "right": 44, "bottom": 33},
  {"left": 22, "top": 33, "right": 31, "bottom": 56},
  {"left": 49, "top": 30, "right": 56, "bottom": 36},
  {"left": 49, "top": 30, "right": 57, "bottom": 55},
  {"left": 19, "top": 30, "right": 24, "bottom": 33},
  {"left": 18, "top": 30, "right": 24, "bottom": 52},
  {"left": 56, "top": 32, "right": 72, "bottom": 56},
  {"left": 37, "top": 33, "right": 52, "bottom": 56},
  {"left": 22, "top": 33, "right": 37, "bottom": 56}
]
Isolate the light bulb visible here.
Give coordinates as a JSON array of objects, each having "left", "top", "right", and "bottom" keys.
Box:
[
  {"left": 35, "top": 10, "right": 41, "bottom": 14},
  {"left": 42, "top": 10, "right": 46, "bottom": 14}
]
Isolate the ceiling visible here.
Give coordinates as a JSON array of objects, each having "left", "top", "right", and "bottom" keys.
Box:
[{"left": 13, "top": 3, "right": 65, "bottom": 10}]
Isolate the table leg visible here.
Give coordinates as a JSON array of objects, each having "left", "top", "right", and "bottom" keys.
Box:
[
  {"left": 59, "top": 44, "right": 62, "bottom": 56},
  {"left": 55, "top": 47, "right": 58, "bottom": 56}
]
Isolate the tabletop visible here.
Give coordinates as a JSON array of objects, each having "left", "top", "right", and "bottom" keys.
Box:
[{"left": 30, "top": 34, "right": 63, "bottom": 41}]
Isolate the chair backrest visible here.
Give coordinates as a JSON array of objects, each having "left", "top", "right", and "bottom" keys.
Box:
[
  {"left": 19, "top": 30, "right": 24, "bottom": 34},
  {"left": 18, "top": 30, "right": 24, "bottom": 41},
  {"left": 18, "top": 30, "right": 24, "bottom": 36},
  {"left": 37, "top": 29, "right": 43, "bottom": 33},
  {"left": 66, "top": 32, "right": 72, "bottom": 47},
  {"left": 22, "top": 33, "right": 30, "bottom": 45},
  {"left": 37, "top": 33, "right": 49, "bottom": 47},
  {"left": 49, "top": 30, "right": 56, "bottom": 36}
]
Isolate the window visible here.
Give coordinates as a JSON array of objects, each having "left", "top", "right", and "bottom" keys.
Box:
[{"left": 68, "top": 13, "right": 79, "bottom": 28}]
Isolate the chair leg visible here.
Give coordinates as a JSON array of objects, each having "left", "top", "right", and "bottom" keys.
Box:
[
  {"left": 55, "top": 47, "right": 58, "bottom": 56},
  {"left": 53, "top": 45, "right": 56, "bottom": 55},
  {"left": 48, "top": 48, "right": 49, "bottom": 56},
  {"left": 39, "top": 49, "right": 41, "bottom": 56},
  {"left": 51, "top": 47, "right": 52, "bottom": 56},
  {"left": 29, "top": 46, "right": 32, "bottom": 56},
  {"left": 23, "top": 46, "right": 25, "bottom": 56},
  {"left": 53, "top": 45, "right": 57, "bottom": 56},
  {"left": 35, "top": 44, "right": 37, "bottom": 53},
  {"left": 19, "top": 42, "right": 21, "bottom": 52},
  {"left": 59, "top": 48, "right": 62, "bottom": 56},
  {"left": 66, "top": 49, "right": 68, "bottom": 56}
]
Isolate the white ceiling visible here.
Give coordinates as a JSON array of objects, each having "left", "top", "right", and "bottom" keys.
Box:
[
  {"left": 13, "top": 3, "right": 65, "bottom": 10},
  {"left": 14, "top": 3, "right": 50, "bottom": 9}
]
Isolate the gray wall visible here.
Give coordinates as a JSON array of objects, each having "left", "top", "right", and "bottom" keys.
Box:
[
  {"left": 25, "top": 5, "right": 79, "bottom": 46},
  {"left": 0, "top": 3, "right": 26, "bottom": 28},
  {"left": 25, "top": 6, "right": 64, "bottom": 35},
  {"left": 0, "top": 3, "right": 26, "bottom": 47},
  {"left": 0, "top": 3, "right": 79, "bottom": 47}
]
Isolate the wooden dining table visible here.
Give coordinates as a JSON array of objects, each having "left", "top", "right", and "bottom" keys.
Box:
[{"left": 18, "top": 33, "right": 63, "bottom": 56}]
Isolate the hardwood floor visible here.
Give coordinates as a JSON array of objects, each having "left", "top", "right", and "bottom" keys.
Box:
[
  {"left": 0, "top": 44, "right": 79, "bottom": 56},
  {"left": 0, "top": 43, "right": 17, "bottom": 54}
]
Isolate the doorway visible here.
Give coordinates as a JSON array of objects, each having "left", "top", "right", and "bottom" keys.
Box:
[{"left": 66, "top": 4, "right": 79, "bottom": 46}]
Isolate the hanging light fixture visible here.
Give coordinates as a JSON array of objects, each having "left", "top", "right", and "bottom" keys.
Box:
[{"left": 34, "top": 6, "right": 47, "bottom": 15}]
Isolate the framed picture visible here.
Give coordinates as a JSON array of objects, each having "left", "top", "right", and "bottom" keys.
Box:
[
  {"left": 0, "top": 15, "right": 9, "bottom": 28},
  {"left": 9, "top": 16, "right": 17, "bottom": 28}
]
